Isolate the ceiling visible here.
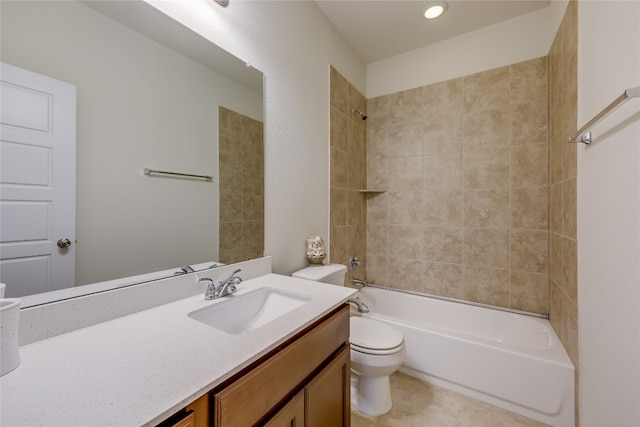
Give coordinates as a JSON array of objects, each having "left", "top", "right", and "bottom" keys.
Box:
[{"left": 315, "top": 0, "right": 551, "bottom": 64}]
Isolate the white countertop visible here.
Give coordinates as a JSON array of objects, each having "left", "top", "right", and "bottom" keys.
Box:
[{"left": 0, "top": 274, "right": 357, "bottom": 426}]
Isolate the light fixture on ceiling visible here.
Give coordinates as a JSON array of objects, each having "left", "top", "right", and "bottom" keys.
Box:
[
  {"left": 214, "top": 0, "right": 229, "bottom": 7},
  {"left": 422, "top": 1, "right": 448, "bottom": 19}
]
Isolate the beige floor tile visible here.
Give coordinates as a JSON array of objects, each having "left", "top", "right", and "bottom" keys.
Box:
[{"left": 351, "top": 373, "right": 550, "bottom": 427}]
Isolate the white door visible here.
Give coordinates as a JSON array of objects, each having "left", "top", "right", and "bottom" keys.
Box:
[{"left": 0, "top": 62, "right": 76, "bottom": 298}]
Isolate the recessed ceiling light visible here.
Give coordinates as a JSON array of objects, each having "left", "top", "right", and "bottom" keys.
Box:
[{"left": 423, "top": 1, "right": 448, "bottom": 19}]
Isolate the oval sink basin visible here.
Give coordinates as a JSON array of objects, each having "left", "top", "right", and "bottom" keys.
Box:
[{"left": 188, "top": 287, "right": 312, "bottom": 334}]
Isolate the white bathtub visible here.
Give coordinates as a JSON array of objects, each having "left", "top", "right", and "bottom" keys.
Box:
[{"left": 355, "top": 286, "right": 575, "bottom": 427}]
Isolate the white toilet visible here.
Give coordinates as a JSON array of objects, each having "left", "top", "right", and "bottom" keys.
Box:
[{"left": 292, "top": 264, "right": 406, "bottom": 416}]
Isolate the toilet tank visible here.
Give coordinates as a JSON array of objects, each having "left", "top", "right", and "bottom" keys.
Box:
[{"left": 292, "top": 264, "right": 347, "bottom": 286}]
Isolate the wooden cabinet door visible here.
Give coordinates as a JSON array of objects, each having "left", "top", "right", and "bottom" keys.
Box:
[
  {"left": 304, "top": 347, "right": 350, "bottom": 427},
  {"left": 264, "top": 390, "right": 305, "bottom": 427},
  {"left": 185, "top": 393, "right": 209, "bottom": 427}
]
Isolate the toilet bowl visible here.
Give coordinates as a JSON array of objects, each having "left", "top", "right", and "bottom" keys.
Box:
[{"left": 292, "top": 264, "right": 406, "bottom": 416}]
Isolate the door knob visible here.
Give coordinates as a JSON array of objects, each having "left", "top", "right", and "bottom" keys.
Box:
[{"left": 57, "top": 238, "right": 72, "bottom": 249}]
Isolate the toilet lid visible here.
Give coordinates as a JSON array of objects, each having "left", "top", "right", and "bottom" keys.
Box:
[{"left": 350, "top": 316, "right": 404, "bottom": 351}]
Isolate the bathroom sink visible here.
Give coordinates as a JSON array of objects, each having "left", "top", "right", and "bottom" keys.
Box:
[{"left": 188, "top": 287, "right": 312, "bottom": 334}]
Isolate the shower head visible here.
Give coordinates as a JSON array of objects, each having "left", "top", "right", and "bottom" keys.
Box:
[{"left": 352, "top": 109, "right": 367, "bottom": 121}]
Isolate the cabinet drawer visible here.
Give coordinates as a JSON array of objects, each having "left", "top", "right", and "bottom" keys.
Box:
[{"left": 213, "top": 305, "right": 349, "bottom": 426}]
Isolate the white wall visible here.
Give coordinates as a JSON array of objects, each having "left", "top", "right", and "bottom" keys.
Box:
[
  {"left": 1, "top": 1, "right": 262, "bottom": 284},
  {"left": 145, "top": 0, "right": 367, "bottom": 275},
  {"left": 367, "top": 1, "right": 567, "bottom": 98},
  {"left": 577, "top": 1, "right": 640, "bottom": 425}
]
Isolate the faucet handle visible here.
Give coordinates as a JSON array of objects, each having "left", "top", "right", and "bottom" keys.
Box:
[{"left": 198, "top": 277, "right": 214, "bottom": 287}]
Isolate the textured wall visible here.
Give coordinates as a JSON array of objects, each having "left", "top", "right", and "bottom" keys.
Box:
[
  {"left": 578, "top": 1, "right": 640, "bottom": 424},
  {"left": 365, "top": 57, "right": 549, "bottom": 314},
  {"left": 218, "top": 107, "right": 264, "bottom": 264}
]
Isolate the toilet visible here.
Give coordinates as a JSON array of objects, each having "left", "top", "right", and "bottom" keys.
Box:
[{"left": 292, "top": 264, "right": 406, "bottom": 416}]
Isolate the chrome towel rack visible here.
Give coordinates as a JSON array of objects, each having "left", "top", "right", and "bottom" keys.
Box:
[
  {"left": 143, "top": 168, "right": 213, "bottom": 182},
  {"left": 569, "top": 86, "right": 640, "bottom": 144}
]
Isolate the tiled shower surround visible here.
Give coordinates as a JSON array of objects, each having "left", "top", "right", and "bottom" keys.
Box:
[
  {"left": 329, "top": 67, "right": 368, "bottom": 285},
  {"left": 218, "top": 106, "right": 264, "bottom": 264},
  {"left": 330, "top": 1, "right": 578, "bottom": 422},
  {"left": 365, "top": 57, "right": 549, "bottom": 314}
]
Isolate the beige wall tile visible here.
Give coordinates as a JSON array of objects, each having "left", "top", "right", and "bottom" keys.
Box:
[
  {"left": 511, "top": 187, "right": 548, "bottom": 230},
  {"left": 424, "top": 226, "right": 463, "bottom": 263},
  {"left": 330, "top": 147, "right": 349, "bottom": 188},
  {"left": 330, "top": 225, "right": 348, "bottom": 266},
  {"left": 348, "top": 190, "right": 364, "bottom": 225},
  {"left": 422, "top": 262, "right": 464, "bottom": 300},
  {"left": 463, "top": 147, "right": 510, "bottom": 189},
  {"left": 549, "top": 232, "right": 563, "bottom": 287},
  {"left": 423, "top": 189, "right": 463, "bottom": 227},
  {"left": 562, "top": 237, "right": 577, "bottom": 303},
  {"left": 242, "top": 220, "right": 264, "bottom": 249},
  {"left": 464, "top": 66, "right": 510, "bottom": 113},
  {"left": 389, "top": 123, "right": 423, "bottom": 157},
  {"left": 422, "top": 112, "right": 463, "bottom": 155},
  {"left": 511, "top": 144, "right": 548, "bottom": 188},
  {"left": 366, "top": 224, "right": 388, "bottom": 256},
  {"left": 562, "top": 178, "right": 577, "bottom": 239},
  {"left": 510, "top": 57, "right": 548, "bottom": 105},
  {"left": 242, "top": 195, "right": 263, "bottom": 221},
  {"left": 388, "top": 225, "right": 424, "bottom": 260},
  {"left": 242, "top": 168, "right": 263, "bottom": 196},
  {"left": 366, "top": 95, "right": 390, "bottom": 132},
  {"left": 388, "top": 157, "right": 422, "bottom": 190},
  {"left": 511, "top": 102, "right": 547, "bottom": 146},
  {"left": 388, "top": 257, "right": 424, "bottom": 292},
  {"left": 366, "top": 192, "right": 388, "bottom": 224},
  {"left": 463, "top": 108, "right": 510, "bottom": 152},
  {"left": 389, "top": 87, "right": 424, "bottom": 125},
  {"left": 366, "top": 157, "right": 388, "bottom": 189},
  {"left": 388, "top": 191, "right": 423, "bottom": 225},
  {"left": 463, "top": 228, "right": 510, "bottom": 269},
  {"left": 219, "top": 194, "right": 242, "bottom": 223},
  {"left": 366, "top": 254, "right": 387, "bottom": 284},
  {"left": 330, "top": 66, "right": 348, "bottom": 113},
  {"left": 511, "top": 230, "right": 548, "bottom": 273},
  {"left": 362, "top": 55, "right": 550, "bottom": 314},
  {"left": 330, "top": 106, "right": 348, "bottom": 152},
  {"left": 424, "top": 152, "right": 463, "bottom": 189},
  {"left": 422, "top": 77, "right": 464, "bottom": 113},
  {"left": 330, "top": 188, "right": 348, "bottom": 227},
  {"left": 549, "top": 183, "right": 562, "bottom": 234},
  {"left": 511, "top": 271, "right": 548, "bottom": 313},
  {"left": 464, "top": 189, "right": 510, "bottom": 228},
  {"left": 462, "top": 266, "right": 510, "bottom": 306},
  {"left": 219, "top": 106, "right": 242, "bottom": 135},
  {"left": 367, "top": 127, "right": 389, "bottom": 160}
]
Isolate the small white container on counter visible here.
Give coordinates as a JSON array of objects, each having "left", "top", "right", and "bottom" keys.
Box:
[{"left": 1, "top": 298, "right": 21, "bottom": 376}]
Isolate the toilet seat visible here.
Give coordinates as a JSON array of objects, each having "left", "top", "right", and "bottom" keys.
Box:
[{"left": 350, "top": 316, "right": 404, "bottom": 355}]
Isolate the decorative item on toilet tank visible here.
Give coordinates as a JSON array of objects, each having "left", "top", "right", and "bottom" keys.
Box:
[{"left": 306, "top": 236, "right": 326, "bottom": 266}]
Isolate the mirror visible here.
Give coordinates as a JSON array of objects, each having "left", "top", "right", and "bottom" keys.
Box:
[{"left": 0, "top": 0, "right": 264, "bottom": 306}]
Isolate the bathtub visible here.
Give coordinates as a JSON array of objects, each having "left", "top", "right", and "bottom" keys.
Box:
[{"left": 355, "top": 286, "right": 575, "bottom": 427}]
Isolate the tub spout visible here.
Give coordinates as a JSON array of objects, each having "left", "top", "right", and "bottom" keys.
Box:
[
  {"left": 351, "top": 278, "right": 368, "bottom": 287},
  {"left": 348, "top": 296, "right": 370, "bottom": 313}
]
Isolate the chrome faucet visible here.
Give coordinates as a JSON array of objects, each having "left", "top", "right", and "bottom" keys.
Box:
[
  {"left": 351, "top": 278, "right": 368, "bottom": 287},
  {"left": 200, "top": 269, "right": 242, "bottom": 300},
  {"left": 348, "top": 296, "right": 369, "bottom": 313},
  {"left": 175, "top": 265, "right": 195, "bottom": 275}
]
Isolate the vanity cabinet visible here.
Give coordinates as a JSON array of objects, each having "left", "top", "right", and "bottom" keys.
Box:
[{"left": 213, "top": 304, "right": 350, "bottom": 426}]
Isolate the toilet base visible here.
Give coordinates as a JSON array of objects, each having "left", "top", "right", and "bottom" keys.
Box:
[{"left": 351, "top": 373, "right": 393, "bottom": 416}]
